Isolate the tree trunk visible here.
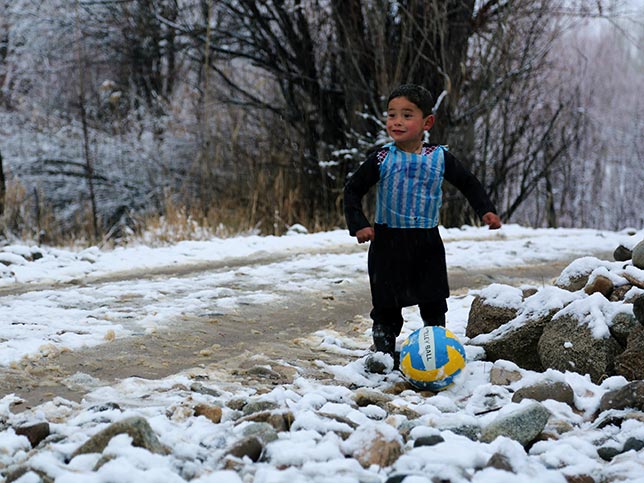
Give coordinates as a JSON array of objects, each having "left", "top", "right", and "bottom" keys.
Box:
[
  {"left": 0, "top": 149, "right": 5, "bottom": 217},
  {"left": 75, "top": 0, "right": 99, "bottom": 241}
]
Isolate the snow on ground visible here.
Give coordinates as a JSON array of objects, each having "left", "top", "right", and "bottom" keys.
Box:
[{"left": 1, "top": 224, "right": 643, "bottom": 483}]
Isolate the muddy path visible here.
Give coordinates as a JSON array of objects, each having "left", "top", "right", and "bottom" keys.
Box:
[{"left": 1, "top": 249, "right": 606, "bottom": 412}]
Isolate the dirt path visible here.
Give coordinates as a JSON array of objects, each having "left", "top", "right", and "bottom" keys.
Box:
[{"left": 1, "top": 245, "right": 595, "bottom": 413}]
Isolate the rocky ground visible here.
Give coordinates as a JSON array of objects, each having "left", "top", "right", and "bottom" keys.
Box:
[{"left": 0, "top": 249, "right": 592, "bottom": 413}]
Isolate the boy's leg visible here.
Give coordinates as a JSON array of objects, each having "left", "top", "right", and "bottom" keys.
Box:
[
  {"left": 419, "top": 300, "right": 447, "bottom": 327},
  {"left": 370, "top": 306, "right": 403, "bottom": 355},
  {"left": 365, "top": 306, "right": 403, "bottom": 373}
]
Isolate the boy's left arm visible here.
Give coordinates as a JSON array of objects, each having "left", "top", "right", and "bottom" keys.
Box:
[{"left": 443, "top": 151, "right": 502, "bottom": 230}]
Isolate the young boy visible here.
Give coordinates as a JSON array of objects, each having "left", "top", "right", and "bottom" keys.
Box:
[{"left": 344, "top": 84, "right": 501, "bottom": 372}]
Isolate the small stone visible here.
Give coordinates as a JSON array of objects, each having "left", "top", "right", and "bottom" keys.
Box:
[
  {"left": 480, "top": 402, "right": 550, "bottom": 447},
  {"left": 565, "top": 475, "right": 596, "bottom": 483},
  {"left": 486, "top": 452, "right": 514, "bottom": 472},
  {"left": 352, "top": 430, "right": 403, "bottom": 468},
  {"left": 15, "top": 422, "right": 50, "bottom": 448},
  {"left": 364, "top": 352, "right": 395, "bottom": 374},
  {"left": 489, "top": 365, "right": 522, "bottom": 385},
  {"left": 511, "top": 381, "right": 575, "bottom": 407},
  {"left": 584, "top": 275, "right": 614, "bottom": 298},
  {"left": 622, "top": 436, "right": 644, "bottom": 453},
  {"left": 610, "top": 284, "right": 633, "bottom": 302},
  {"left": 599, "top": 381, "right": 644, "bottom": 412},
  {"left": 71, "top": 416, "right": 168, "bottom": 458},
  {"left": 226, "top": 436, "right": 263, "bottom": 462},
  {"left": 353, "top": 388, "right": 393, "bottom": 407},
  {"left": 413, "top": 434, "right": 444, "bottom": 447},
  {"left": 613, "top": 245, "right": 633, "bottom": 262},
  {"left": 194, "top": 403, "right": 222, "bottom": 424},
  {"left": 597, "top": 445, "right": 621, "bottom": 461},
  {"left": 241, "top": 400, "right": 279, "bottom": 416}
]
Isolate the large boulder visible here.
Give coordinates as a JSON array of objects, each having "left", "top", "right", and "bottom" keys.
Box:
[
  {"left": 614, "top": 325, "right": 644, "bottom": 380},
  {"left": 633, "top": 240, "right": 644, "bottom": 269},
  {"left": 466, "top": 284, "right": 523, "bottom": 338},
  {"left": 471, "top": 287, "right": 579, "bottom": 371},
  {"left": 555, "top": 257, "right": 605, "bottom": 292},
  {"left": 538, "top": 296, "right": 623, "bottom": 384},
  {"left": 633, "top": 294, "right": 644, "bottom": 325},
  {"left": 475, "top": 312, "right": 553, "bottom": 371}
]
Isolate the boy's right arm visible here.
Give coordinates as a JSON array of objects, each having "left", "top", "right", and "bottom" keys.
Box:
[{"left": 343, "top": 153, "right": 380, "bottom": 239}]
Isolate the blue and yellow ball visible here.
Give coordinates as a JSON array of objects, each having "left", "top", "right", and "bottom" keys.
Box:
[{"left": 399, "top": 326, "right": 467, "bottom": 391}]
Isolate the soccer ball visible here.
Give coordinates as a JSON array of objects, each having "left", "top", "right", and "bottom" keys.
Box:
[{"left": 399, "top": 326, "right": 467, "bottom": 391}]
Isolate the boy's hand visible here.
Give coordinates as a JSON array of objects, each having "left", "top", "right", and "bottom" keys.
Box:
[
  {"left": 355, "top": 227, "right": 375, "bottom": 243},
  {"left": 482, "top": 212, "right": 502, "bottom": 230}
]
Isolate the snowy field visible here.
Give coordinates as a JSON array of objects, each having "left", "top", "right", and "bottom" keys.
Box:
[{"left": 1, "top": 224, "right": 644, "bottom": 483}]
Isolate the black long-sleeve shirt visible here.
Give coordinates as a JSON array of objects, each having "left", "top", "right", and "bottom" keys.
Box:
[{"left": 344, "top": 145, "right": 497, "bottom": 235}]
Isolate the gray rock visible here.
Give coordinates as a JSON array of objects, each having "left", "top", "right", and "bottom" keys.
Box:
[
  {"left": 478, "top": 311, "right": 556, "bottom": 371},
  {"left": 614, "top": 325, "right": 644, "bottom": 380},
  {"left": 538, "top": 313, "right": 622, "bottom": 384},
  {"left": 190, "top": 382, "right": 223, "bottom": 397},
  {"left": 597, "top": 445, "right": 621, "bottom": 461},
  {"left": 240, "top": 422, "right": 279, "bottom": 444},
  {"left": 241, "top": 400, "right": 280, "bottom": 416},
  {"left": 243, "top": 365, "right": 283, "bottom": 381},
  {"left": 384, "top": 476, "right": 411, "bottom": 483},
  {"left": 633, "top": 240, "right": 644, "bottom": 269},
  {"left": 610, "top": 311, "right": 640, "bottom": 346},
  {"left": 486, "top": 452, "right": 514, "bottom": 472},
  {"left": 440, "top": 423, "right": 481, "bottom": 441},
  {"left": 226, "top": 436, "right": 263, "bottom": 462},
  {"left": 623, "top": 436, "right": 644, "bottom": 452},
  {"left": 599, "top": 380, "right": 644, "bottom": 413},
  {"left": 466, "top": 294, "right": 520, "bottom": 338},
  {"left": 555, "top": 272, "right": 590, "bottom": 292},
  {"left": 511, "top": 381, "right": 575, "bottom": 407},
  {"left": 413, "top": 434, "right": 444, "bottom": 447},
  {"left": 634, "top": 294, "right": 644, "bottom": 325},
  {"left": 71, "top": 416, "right": 168, "bottom": 458},
  {"left": 613, "top": 245, "right": 633, "bottom": 262},
  {"left": 480, "top": 402, "right": 550, "bottom": 447},
  {"left": 597, "top": 437, "right": 644, "bottom": 462}
]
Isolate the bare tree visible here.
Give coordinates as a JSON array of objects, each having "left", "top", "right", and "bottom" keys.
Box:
[{"left": 0, "top": 149, "right": 5, "bottom": 217}]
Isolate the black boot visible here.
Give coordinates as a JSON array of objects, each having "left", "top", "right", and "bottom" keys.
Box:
[{"left": 365, "top": 326, "right": 397, "bottom": 374}]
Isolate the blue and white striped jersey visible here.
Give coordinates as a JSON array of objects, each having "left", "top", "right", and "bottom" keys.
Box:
[{"left": 374, "top": 142, "right": 446, "bottom": 228}]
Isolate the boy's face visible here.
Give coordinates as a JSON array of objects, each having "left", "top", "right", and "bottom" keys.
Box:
[{"left": 386, "top": 96, "right": 434, "bottom": 151}]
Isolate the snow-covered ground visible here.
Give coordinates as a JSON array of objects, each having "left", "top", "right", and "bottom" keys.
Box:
[{"left": 1, "top": 224, "right": 643, "bottom": 483}]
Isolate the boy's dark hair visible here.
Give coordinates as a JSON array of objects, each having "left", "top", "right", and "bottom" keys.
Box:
[{"left": 387, "top": 84, "right": 434, "bottom": 116}]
